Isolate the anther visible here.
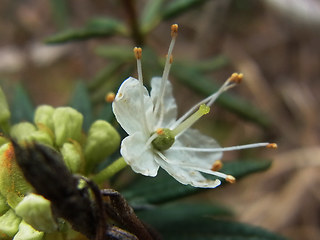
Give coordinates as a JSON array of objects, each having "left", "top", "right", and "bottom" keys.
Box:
[
  {"left": 266, "top": 143, "right": 278, "bottom": 149},
  {"left": 230, "top": 73, "right": 243, "bottom": 84},
  {"left": 170, "top": 55, "right": 173, "bottom": 64},
  {"left": 171, "top": 24, "right": 178, "bottom": 37},
  {"left": 226, "top": 175, "right": 236, "bottom": 184},
  {"left": 156, "top": 128, "right": 164, "bottom": 135},
  {"left": 134, "top": 47, "right": 142, "bottom": 60},
  {"left": 211, "top": 160, "right": 223, "bottom": 171},
  {"left": 105, "top": 92, "right": 115, "bottom": 103}
]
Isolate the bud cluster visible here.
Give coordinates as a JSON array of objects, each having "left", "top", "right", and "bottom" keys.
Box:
[{"left": 0, "top": 88, "right": 121, "bottom": 239}]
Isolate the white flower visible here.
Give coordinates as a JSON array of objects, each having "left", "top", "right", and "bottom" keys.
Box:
[{"left": 112, "top": 24, "right": 276, "bottom": 188}]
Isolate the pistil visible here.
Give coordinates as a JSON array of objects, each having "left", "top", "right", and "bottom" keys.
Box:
[{"left": 172, "top": 104, "right": 210, "bottom": 136}]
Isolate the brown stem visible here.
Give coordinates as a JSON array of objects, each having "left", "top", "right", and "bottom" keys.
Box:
[{"left": 121, "top": 0, "right": 144, "bottom": 46}]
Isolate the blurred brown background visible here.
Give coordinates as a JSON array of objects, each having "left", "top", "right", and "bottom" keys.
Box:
[{"left": 0, "top": 0, "right": 319, "bottom": 239}]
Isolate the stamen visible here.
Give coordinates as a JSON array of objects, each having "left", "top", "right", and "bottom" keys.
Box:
[
  {"left": 105, "top": 92, "right": 115, "bottom": 102},
  {"left": 170, "top": 142, "right": 272, "bottom": 152},
  {"left": 171, "top": 73, "right": 244, "bottom": 130},
  {"left": 172, "top": 104, "right": 210, "bottom": 136},
  {"left": 133, "top": 47, "right": 142, "bottom": 59},
  {"left": 211, "top": 160, "right": 223, "bottom": 171},
  {"left": 171, "top": 24, "right": 178, "bottom": 37},
  {"left": 230, "top": 72, "right": 243, "bottom": 84},
  {"left": 226, "top": 175, "right": 236, "bottom": 184},
  {"left": 155, "top": 24, "right": 178, "bottom": 128},
  {"left": 134, "top": 47, "right": 151, "bottom": 134},
  {"left": 266, "top": 143, "right": 278, "bottom": 149}
]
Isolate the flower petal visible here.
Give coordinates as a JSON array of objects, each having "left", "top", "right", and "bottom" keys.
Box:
[
  {"left": 113, "top": 77, "right": 155, "bottom": 135},
  {"left": 121, "top": 132, "right": 159, "bottom": 177},
  {"left": 150, "top": 77, "right": 178, "bottom": 127},
  {"left": 155, "top": 155, "right": 221, "bottom": 188},
  {"left": 166, "top": 128, "right": 223, "bottom": 169}
]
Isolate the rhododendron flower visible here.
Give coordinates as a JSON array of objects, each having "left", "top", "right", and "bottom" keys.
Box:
[{"left": 113, "top": 24, "right": 276, "bottom": 188}]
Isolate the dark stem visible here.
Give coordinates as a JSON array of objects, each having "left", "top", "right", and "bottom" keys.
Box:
[{"left": 121, "top": 0, "right": 144, "bottom": 46}]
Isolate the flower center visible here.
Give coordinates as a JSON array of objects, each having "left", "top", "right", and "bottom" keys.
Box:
[{"left": 152, "top": 128, "right": 175, "bottom": 151}]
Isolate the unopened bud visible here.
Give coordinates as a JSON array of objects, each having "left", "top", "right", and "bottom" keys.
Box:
[
  {"left": 0, "top": 193, "right": 9, "bottom": 216},
  {"left": 10, "top": 122, "right": 37, "bottom": 144},
  {"left": 15, "top": 193, "right": 57, "bottom": 233},
  {"left": 0, "top": 143, "right": 31, "bottom": 208},
  {"left": 34, "top": 105, "right": 55, "bottom": 131},
  {"left": 0, "top": 136, "right": 9, "bottom": 147},
  {"left": 60, "top": 141, "right": 83, "bottom": 173},
  {"left": 12, "top": 220, "right": 44, "bottom": 240},
  {"left": 84, "top": 120, "right": 120, "bottom": 172},
  {"left": 0, "top": 209, "right": 21, "bottom": 238},
  {"left": 53, "top": 107, "right": 83, "bottom": 147},
  {"left": 30, "top": 130, "right": 54, "bottom": 147}
]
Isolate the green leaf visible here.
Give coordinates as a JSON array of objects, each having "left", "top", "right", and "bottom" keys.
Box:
[
  {"left": 11, "top": 84, "right": 34, "bottom": 124},
  {"left": 153, "top": 218, "right": 286, "bottom": 240},
  {"left": 96, "top": 103, "right": 113, "bottom": 123},
  {"left": 220, "top": 159, "right": 271, "bottom": 180},
  {"left": 45, "top": 18, "right": 127, "bottom": 44},
  {"left": 138, "top": 200, "right": 286, "bottom": 240},
  {"left": 49, "top": 0, "right": 69, "bottom": 29},
  {"left": 141, "top": 0, "right": 165, "bottom": 33},
  {"left": 88, "top": 61, "right": 127, "bottom": 92},
  {"left": 122, "top": 159, "right": 271, "bottom": 205},
  {"left": 163, "top": 0, "right": 210, "bottom": 20},
  {"left": 137, "top": 202, "right": 232, "bottom": 227},
  {"left": 171, "top": 62, "right": 271, "bottom": 128},
  {"left": 179, "top": 55, "right": 229, "bottom": 73},
  {"left": 94, "top": 45, "right": 134, "bottom": 62},
  {"left": 69, "top": 81, "right": 93, "bottom": 132}
]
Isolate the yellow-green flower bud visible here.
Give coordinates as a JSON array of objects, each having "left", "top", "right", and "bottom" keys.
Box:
[
  {"left": 30, "top": 131, "right": 54, "bottom": 147},
  {"left": 0, "top": 209, "right": 21, "bottom": 238},
  {"left": 0, "top": 143, "right": 31, "bottom": 208},
  {"left": 34, "top": 105, "right": 55, "bottom": 131},
  {"left": 15, "top": 193, "right": 58, "bottom": 233},
  {"left": 0, "top": 136, "right": 9, "bottom": 147},
  {"left": 0, "top": 86, "right": 11, "bottom": 134},
  {"left": 53, "top": 107, "right": 83, "bottom": 147},
  {"left": 84, "top": 120, "right": 120, "bottom": 172},
  {"left": 60, "top": 141, "right": 83, "bottom": 173},
  {"left": 10, "top": 122, "right": 37, "bottom": 143},
  {"left": 0, "top": 193, "right": 9, "bottom": 216},
  {"left": 13, "top": 220, "right": 44, "bottom": 240}
]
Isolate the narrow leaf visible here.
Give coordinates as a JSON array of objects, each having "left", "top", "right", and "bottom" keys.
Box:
[
  {"left": 11, "top": 84, "right": 34, "bottom": 124},
  {"left": 156, "top": 218, "right": 287, "bottom": 240},
  {"left": 94, "top": 45, "right": 134, "bottom": 62},
  {"left": 163, "top": 0, "right": 210, "bottom": 20},
  {"left": 69, "top": 81, "right": 92, "bottom": 132},
  {"left": 141, "top": 0, "right": 165, "bottom": 33},
  {"left": 45, "top": 18, "right": 127, "bottom": 44},
  {"left": 137, "top": 202, "right": 232, "bottom": 227},
  {"left": 49, "top": 0, "right": 69, "bottom": 29}
]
